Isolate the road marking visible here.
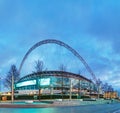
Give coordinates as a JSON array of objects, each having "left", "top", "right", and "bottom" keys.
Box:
[{"left": 113, "top": 109, "right": 120, "bottom": 113}]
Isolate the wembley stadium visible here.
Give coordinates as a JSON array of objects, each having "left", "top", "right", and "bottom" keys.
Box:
[
  {"left": 15, "top": 71, "right": 97, "bottom": 97},
  {"left": 14, "top": 39, "right": 99, "bottom": 99}
]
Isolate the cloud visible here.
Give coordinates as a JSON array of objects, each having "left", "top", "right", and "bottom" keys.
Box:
[{"left": 0, "top": 0, "right": 120, "bottom": 91}]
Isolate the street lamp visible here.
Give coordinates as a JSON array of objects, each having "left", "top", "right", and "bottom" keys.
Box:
[
  {"left": 0, "top": 77, "right": 1, "bottom": 102},
  {"left": 11, "top": 73, "right": 14, "bottom": 103},
  {"left": 0, "top": 77, "right": 4, "bottom": 102}
]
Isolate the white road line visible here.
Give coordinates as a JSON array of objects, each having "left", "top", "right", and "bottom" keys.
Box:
[{"left": 113, "top": 109, "right": 120, "bottom": 113}]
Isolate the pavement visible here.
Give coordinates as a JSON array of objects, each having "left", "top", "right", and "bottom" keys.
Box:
[
  {"left": 0, "top": 99, "right": 119, "bottom": 108},
  {"left": 1, "top": 102, "right": 120, "bottom": 113}
]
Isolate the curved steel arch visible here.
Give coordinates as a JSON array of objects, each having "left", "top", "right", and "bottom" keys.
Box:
[{"left": 19, "top": 39, "right": 97, "bottom": 82}]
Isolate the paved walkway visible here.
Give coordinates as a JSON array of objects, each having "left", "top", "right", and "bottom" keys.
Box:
[
  {"left": 0, "top": 103, "right": 120, "bottom": 113},
  {"left": 0, "top": 99, "right": 119, "bottom": 108}
]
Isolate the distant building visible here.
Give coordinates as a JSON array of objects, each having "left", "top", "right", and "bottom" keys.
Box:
[{"left": 103, "top": 92, "right": 118, "bottom": 99}]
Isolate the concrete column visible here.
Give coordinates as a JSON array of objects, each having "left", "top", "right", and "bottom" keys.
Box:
[
  {"left": 79, "top": 80, "right": 81, "bottom": 98},
  {"left": 69, "top": 78, "right": 72, "bottom": 100},
  {"left": 50, "top": 86, "right": 53, "bottom": 95},
  {"left": 97, "top": 85, "right": 100, "bottom": 99}
]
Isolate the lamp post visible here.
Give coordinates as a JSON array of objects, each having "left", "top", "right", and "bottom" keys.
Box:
[
  {"left": 0, "top": 77, "right": 1, "bottom": 102},
  {"left": 62, "top": 74, "right": 64, "bottom": 100},
  {"left": 11, "top": 73, "right": 14, "bottom": 103},
  {"left": 0, "top": 76, "right": 5, "bottom": 102}
]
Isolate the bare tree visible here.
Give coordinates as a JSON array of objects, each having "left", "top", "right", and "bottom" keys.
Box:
[
  {"left": 33, "top": 60, "right": 44, "bottom": 101},
  {"left": 96, "top": 78, "right": 102, "bottom": 87},
  {"left": 108, "top": 85, "right": 114, "bottom": 92},
  {"left": 34, "top": 60, "right": 44, "bottom": 72},
  {"left": 4, "top": 64, "right": 20, "bottom": 90},
  {"left": 102, "top": 82, "right": 109, "bottom": 92},
  {"left": 78, "top": 69, "right": 81, "bottom": 75},
  {"left": 58, "top": 64, "right": 67, "bottom": 71},
  {"left": 96, "top": 78, "right": 102, "bottom": 98},
  {"left": 58, "top": 64, "right": 67, "bottom": 99}
]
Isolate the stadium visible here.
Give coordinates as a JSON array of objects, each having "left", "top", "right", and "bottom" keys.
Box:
[
  {"left": 15, "top": 71, "right": 97, "bottom": 98},
  {"left": 14, "top": 39, "right": 99, "bottom": 99}
]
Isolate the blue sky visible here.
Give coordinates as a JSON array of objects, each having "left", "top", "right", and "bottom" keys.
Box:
[{"left": 0, "top": 0, "right": 120, "bottom": 91}]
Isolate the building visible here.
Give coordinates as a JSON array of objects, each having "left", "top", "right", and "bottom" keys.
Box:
[
  {"left": 15, "top": 71, "right": 97, "bottom": 97},
  {"left": 103, "top": 92, "right": 118, "bottom": 99}
]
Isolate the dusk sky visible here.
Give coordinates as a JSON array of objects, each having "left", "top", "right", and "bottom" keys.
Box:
[{"left": 0, "top": 0, "right": 120, "bottom": 91}]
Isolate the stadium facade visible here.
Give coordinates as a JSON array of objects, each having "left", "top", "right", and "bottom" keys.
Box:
[{"left": 15, "top": 71, "right": 97, "bottom": 96}]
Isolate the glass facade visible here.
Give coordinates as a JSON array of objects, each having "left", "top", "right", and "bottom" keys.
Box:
[{"left": 15, "top": 71, "right": 97, "bottom": 95}]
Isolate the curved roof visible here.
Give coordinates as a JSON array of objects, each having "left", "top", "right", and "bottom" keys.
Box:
[{"left": 18, "top": 71, "right": 92, "bottom": 83}]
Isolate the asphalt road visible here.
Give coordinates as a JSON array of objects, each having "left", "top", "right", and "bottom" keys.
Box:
[
  {"left": 53, "top": 103, "right": 120, "bottom": 113},
  {"left": 0, "top": 103, "right": 120, "bottom": 113}
]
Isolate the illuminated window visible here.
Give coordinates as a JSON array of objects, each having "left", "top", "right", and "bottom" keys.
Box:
[
  {"left": 16, "top": 80, "right": 36, "bottom": 87},
  {"left": 39, "top": 78, "right": 50, "bottom": 86}
]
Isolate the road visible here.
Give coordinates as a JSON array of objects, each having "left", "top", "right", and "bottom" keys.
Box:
[
  {"left": 53, "top": 103, "right": 120, "bottom": 113},
  {"left": 0, "top": 102, "right": 120, "bottom": 113}
]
